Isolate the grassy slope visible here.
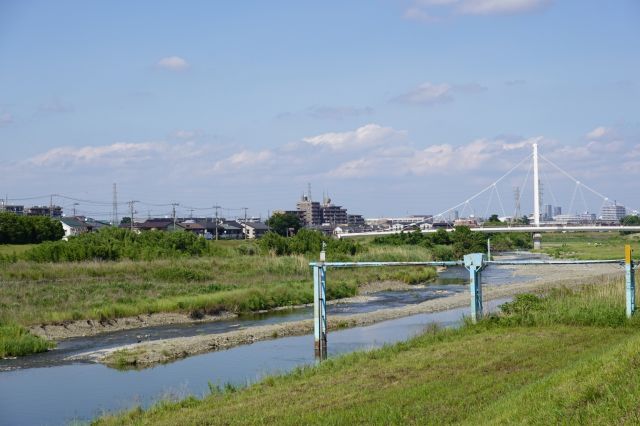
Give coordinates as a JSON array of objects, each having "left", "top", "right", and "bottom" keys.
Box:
[
  {"left": 94, "top": 282, "right": 640, "bottom": 425},
  {"left": 540, "top": 231, "right": 640, "bottom": 260}
]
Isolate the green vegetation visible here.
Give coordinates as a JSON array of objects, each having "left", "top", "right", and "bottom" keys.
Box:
[
  {"left": 0, "top": 213, "right": 64, "bottom": 244},
  {"left": 0, "top": 227, "right": 442, "bottom": 357},
  {"left": 540, "top": 232, "right": 640, "bottom": 260},
  {"left": 0, "top": 244, "right": 37, "bottom": 256},
  {"left": 258, "top": 228, "right": 361, "bottom": 257},
  {"left": 372, "top": 227, "right": 532, "bottom": 258},
  {"left": 0, "top": 238, "right": 436, "bottom": 327},
  {"left": 0, "top": 324, "right": 54, "bottom": 357},
  {"left": 19, "top": 227, "right": 211, "bottom": 262},
  {"left": 264, "top": 212, "right": 301, "bottom": 236},
  {"left": 93, "top": 279, "right": 640, "bottom": 425},
  {"left": 620, "top": 215, "right": 640, "bottom": 235}
]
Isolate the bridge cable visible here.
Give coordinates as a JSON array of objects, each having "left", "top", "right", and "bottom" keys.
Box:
[
  {"left": 433, "top": 153, "right": 532, "bottom": 220},
  {"left": 568, "top": 182, "right": 579, "bottom": 214},
  {"left": 539, "top": 154, "right": 609, "bottom": 202},
  {"left": 513, "top": 160, "right": 532, "bottom": 220},
  {"left": 494, "top": 184, "right": 508, "bottom": 219}
]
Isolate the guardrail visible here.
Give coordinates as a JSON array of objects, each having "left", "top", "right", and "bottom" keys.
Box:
[{"left": 309, "top": 245, "right": 636, "bottom": 360}]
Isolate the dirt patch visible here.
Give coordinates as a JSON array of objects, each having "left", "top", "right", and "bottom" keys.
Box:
[
  {"left": 89, "top": 264, "right": 624, "bottom": 368},
  {"left": 28, "top": 311, "right": 237, "bottom": 340}
]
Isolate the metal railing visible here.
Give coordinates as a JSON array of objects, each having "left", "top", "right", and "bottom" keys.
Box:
[{"left": 309, "top": 245, "right": 636, "bottom": 360}]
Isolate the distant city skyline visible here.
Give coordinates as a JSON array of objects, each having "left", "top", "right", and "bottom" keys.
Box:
[{"left": 1, "top": 1, "right": 639, "bottom": 218}]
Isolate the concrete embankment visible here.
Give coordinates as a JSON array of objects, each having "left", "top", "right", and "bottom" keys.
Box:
[{"left": 86, "top": 262, "right": 622, "bottom": 368}]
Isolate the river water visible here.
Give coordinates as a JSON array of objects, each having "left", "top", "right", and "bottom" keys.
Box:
[{"left": 0, "top": 255, "right": 532, "bottom": 426}]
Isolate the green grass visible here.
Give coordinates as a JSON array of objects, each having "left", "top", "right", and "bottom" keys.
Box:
[
  {"left": 0, "top": 242, "right": 438, "bottom": 357},
  {"left": 93, "top": 279, "right": 640, "bottom": 425},
  {"left": 0, "top": 244, "right": 37, "bottom": 256},
  {"left": 0, "top": 324, "right": 54, "bottom": 357},
  {"left": 539, "top": 231, "right": 640, "bottom": 260},
  {"left": 0, "top": 245, "right": 437, "bottom": 327}
]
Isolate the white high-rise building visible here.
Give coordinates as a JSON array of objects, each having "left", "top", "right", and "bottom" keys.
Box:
[{"left": 600, "top": 203, "right": 626, "bottom": 222}]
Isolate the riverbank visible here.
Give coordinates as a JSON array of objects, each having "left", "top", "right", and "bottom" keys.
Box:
[
  {"left": 0, "top": 244, "right": 440, "bottom": 357},
  {"left": 29, "top": 283, "right": 416, "bottom": 341},
  {"left": 94, "top": 278, "right": 640, "bottom": 425},
  {"left": 93, "top": 262, "right": 622, "bottom": 368}
]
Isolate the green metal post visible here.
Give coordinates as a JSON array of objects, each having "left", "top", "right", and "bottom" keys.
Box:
[
  {"left": 626, "top": 245, "right": 635, "bottom": 318},
  {"left": 314, "top": 244, "right": 327, "bottom": 360},
  {"left": 464, "top": 253, "right": 486, "bottom": 323}
]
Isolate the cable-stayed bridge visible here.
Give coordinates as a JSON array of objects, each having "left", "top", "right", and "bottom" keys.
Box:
[{"left": 339, "top": 143, "right": 640, "bottom": 238}]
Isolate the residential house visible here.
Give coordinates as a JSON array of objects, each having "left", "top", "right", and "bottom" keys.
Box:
[
  {"left": 59, "top": 217, "right": 89, "bottom": 240},
  {"left": 241, "top": 221, "right": 269, "bottom": 239}
]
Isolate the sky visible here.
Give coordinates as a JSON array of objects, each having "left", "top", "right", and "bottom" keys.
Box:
[{"left": 0, "top": 0, "right": 639, "bottom": 220}]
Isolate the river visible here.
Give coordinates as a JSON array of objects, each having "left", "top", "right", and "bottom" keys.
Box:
[{"left": 0, "top": 255, "right": 531, "bottom": 425}]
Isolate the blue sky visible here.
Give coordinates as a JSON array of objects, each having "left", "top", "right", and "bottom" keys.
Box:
[{"left": 1, "top": 0, "right": 639, "bottom": 220}]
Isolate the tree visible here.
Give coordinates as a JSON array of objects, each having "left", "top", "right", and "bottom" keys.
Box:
[
  {"left": 0, "top": 213, "right": 63, "bottom": 244},
  {"left": 620, "top": 215, "right": 640, "bottom": 235},
  {"left": 488, "top": 214, "right": 501, "bottom": 223},
  {"left": 621, "top": 215, "right": 640, "bottom": 226},
  {"left": 265, "top": 212, "right": 301, "bottom": 237},
  {"left": 451, "top": 226, "right": 486, "bottom": 258},
  {"left": 120, "top": 217, "right": 132, "bottom": 224}
]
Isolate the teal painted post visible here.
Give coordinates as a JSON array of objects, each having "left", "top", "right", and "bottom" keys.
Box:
[
  {"left": 319, "top": 265, "right": 327, "bottom": 359},
  {"left": 314, "top": 245, "right": 327, "bottom": 360},
  {"left": 313, "top": 265, "right": 320, "bottom": 351},
  {"left": 625, "top": 245, "right": 635, "bottom": 318},
  {"left": 464, "top": 253, "right": 486, "bottom": 323}
]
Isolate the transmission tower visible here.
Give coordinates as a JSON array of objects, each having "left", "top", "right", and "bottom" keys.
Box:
[{"left": 513, "top": 186, "right": 521, "bottom": 220}]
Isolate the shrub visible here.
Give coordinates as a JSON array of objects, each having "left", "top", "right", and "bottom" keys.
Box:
[
  {"left": 23, "top": 227, "right": 210, "bottom": 262},
  {"left": 0, "top": 213, "right": 64, "bottom": 244}
]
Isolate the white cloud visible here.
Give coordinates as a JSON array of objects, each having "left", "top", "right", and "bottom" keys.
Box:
[
  {"left": 403, "top": 7, "right": 440, "bottom": 22},
  {"left": 393, "top": 82, "right": 452, "bottom": 105},
  {"left": 392, "top": 82, "right": 486, "bottom": 106},
  {"left": 586, "top": 126, "right": 611, "bottom": 140},
  {"left": 404, "top": 0, "right": 552, "bottom": 22},
  {"left": 211, "top": 149, "right": 274, "bottom": 173},
  {"left": 306, "top": 105, "right": 374, "bottom": 120},
  {"left": 457, "top": 0, "right": 551, "bottom": 15},
  {"left": 0, "top": 112, "right": 13, "bottom": 127},
  {"left": 157, "top": 56, "right": 190, "bottom": 71},
  {"left": 327, "top": 158, "right": 384, "bottom": 178},
  {"left": 302, "top": 124, "right": 407, "bottom": 151},
  {"left": 407, "top": 139, "right": 502, "bottom": 174},
  {"left": 29, "top": 142, "right": 166, "bottom": 167},
  {"left": 172, "top": 130, "right": 198, "bottom": 140}
]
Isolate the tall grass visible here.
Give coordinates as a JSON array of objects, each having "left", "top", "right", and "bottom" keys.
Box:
[
  {"left": 480, "top": 276, "right": 638, "bottom": 328},
  {"left": 0, "top": 324, "right": 53, "bottom": 357}
]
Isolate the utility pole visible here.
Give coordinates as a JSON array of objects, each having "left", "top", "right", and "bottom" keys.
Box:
[
  {"left": 128, "top": 200, "right": 138, "bottom": 232},
  {"left": 73, "top": 203, "right": 79, "bottom": 216},
  {"left": 243, "top": 207, "right": 248, "bottom": 239},
  {"left": 213, "top": 205, "right": 221, "bottom": 240},
  {"left": 171, "top": 203, "right": 179, "bottom": 230}
]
